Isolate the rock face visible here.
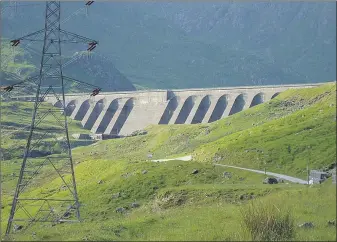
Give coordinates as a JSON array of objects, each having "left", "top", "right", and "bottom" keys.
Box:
[
  {"left": 263, "top": 177, "right": 278, "bottom": 184},
  {"left": 115, "top": 207, "right": 126, "bottom": 213},
  {"left": 63, "top": 211, "right": 71, "bottom": 218},
  {"left": 131, "top": 202, "right": 140, "bottom": 208},
  {"left": 299, "top": 222, "right": 314, "bottom": 229},
  {"left": 327, "top": 220, "right": 336, "bottom": 226},
  {"left": 130, "top": 130, "right": 148, "bottom": 137},
  {"left": 223, "top": 171, "right": 232, "bottom": 178},
  {"left": 112, "top": 192, "right": 121, "bottom": 199},
  {"left": 192, "top": 169, "right": 199, "bottom": 174},
  {"left": 14, "top": 224, "right": 23, "bottom": 231}
]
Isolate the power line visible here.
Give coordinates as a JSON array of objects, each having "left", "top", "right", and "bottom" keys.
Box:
[
  {"left": 1, "top": 3, "right": 43, "bottom": 9},
  {"left": 1, "top": 1, "right": 94, "bottom": 79}
]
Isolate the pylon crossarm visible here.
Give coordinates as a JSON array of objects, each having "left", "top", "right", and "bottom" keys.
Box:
[
  {"left": 10, "top": 29, "right": 98, "bottom": 46},
  {"left": 0, "top": 75, "right": 39, "bottom": 89},
  {"left": 37, "top": 75, "right": 100, "bottom": 94},
  {"left": 10, "top": 29, "right": 45, "bottom": 45},
  {"left": 62, "top": 76, "right": 99, "bottom": 88},
  {"left": 59, "top": 29, "right": 98, "bottom": 45},
  {"left": 62, "top": 76, "right": 101, "bottom": 93},
  {"left": 0, "top": 75, "right": 39, "bottom": 99}
]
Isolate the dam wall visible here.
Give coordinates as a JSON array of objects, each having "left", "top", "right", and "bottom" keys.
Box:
[{"left": 11, "top": 83, "right": 324, "bottom": 136}]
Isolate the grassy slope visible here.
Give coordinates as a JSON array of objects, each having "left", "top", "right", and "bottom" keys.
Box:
[
  {"left": 193, "top": 83, "right": 337, "bottom": 178},
  {"left": 0, "top": 39, "right": 36, "bottom": 85},
  {"left": 1, "top": 101, "right": 93, "bottom": 159},
  {"left": 0, "top": 101, "right": 94, "bottom": 195},
  {"left": 0, "top": 83, "right": 336, "bottom": 241}
]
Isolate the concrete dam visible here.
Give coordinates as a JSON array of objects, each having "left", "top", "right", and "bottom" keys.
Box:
[{"left": 15, "top": 83, "right": 323, "bottom": 136}]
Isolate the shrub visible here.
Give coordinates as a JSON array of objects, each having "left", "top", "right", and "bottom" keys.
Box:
[{"left": 240, "top": 199, "right": 295, "bottom": 241}]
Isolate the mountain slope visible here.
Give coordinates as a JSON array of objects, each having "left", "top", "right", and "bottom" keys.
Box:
[
  {"left": 149, "top": 1, "right": 336, "bottom": 84},
  {"left": 62, "top": 52, "right": 136, "bottom": 91},
  {"left": 0, "top": 39, "right": 136, "bottom": 92},
  {"left": 1, "top": 2, "right": 335, "bottom": 89}
]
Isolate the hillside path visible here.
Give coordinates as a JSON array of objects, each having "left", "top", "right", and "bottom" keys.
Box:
[
  {"left": 151, "top": 155, "right": 307, "bottom": 184},
  {"left": 152, "top": 155, "right": 192, "bottom": 162},
  {"left": 214, "top": 164, "right": 307, "bottom": 184}
]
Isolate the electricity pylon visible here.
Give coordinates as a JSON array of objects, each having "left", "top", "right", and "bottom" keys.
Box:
[{"left": 5, "top": 1, "right": 99, "bottom": 236}]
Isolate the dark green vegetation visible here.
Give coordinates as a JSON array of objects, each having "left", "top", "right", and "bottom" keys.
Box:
[
  {"left": 0, "top": 101, "right": 93, "bottom": 161},
  {"left": 1, "top": 2, "right": 335, "bottom": 89},
  {"left": 1, "top": 83, "right": 336, "bottom": 241},
  {"left": 0, "top": 40, "right": 36, "bottom": 86},
  {"left": 0, "top": 38, "right": 136, "bottom": 92}
]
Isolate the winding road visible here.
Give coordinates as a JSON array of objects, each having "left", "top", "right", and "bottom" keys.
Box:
[{"left": 152, "top": 155, "right": 307, "bottom": 184}]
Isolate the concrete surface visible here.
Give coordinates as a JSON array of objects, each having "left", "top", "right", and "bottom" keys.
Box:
[{"left": 10, "top": 83, "right": 325, "bottom": 136}]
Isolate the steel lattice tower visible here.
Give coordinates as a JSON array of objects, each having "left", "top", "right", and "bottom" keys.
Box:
[{"left": 5, "top": 1, "right": 99, "bottom": 236}]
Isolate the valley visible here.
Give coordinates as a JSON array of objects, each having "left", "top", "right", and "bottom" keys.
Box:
[{"left": 1, "top": 83, "right": 336, "bottom": 241}]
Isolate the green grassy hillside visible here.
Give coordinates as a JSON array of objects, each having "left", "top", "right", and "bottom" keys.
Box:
[
  {"left": 0, "top": 83, "right": 336, "bottom": 241},
  {"left": 0, "top": 39, "right": 36, "bottom": 86},
  {"left": 0, "top": 101, "right": 93, "bottom": 161}
]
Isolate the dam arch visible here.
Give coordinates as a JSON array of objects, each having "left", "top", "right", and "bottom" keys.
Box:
[
  {"left": 95, "top": 99, "right": 119, "bottom": 134},
  {"left": 53, "top": 100, "right": 63, "bottom": 108},
  {"left": 159, "top": 97, "right": 178, "bottom": 124},
  {"left": 111, "top": 98, "right": 134, "bottom": 135},
  {"left": 271, "top": 92, "right": 281, "bottom": 99},
  {"left": 73, "top": 100, "right": 90, "bottom": 121},
  {"left": 228, "top": 94, "right": 246, "bottom": 116},
  {"left": 83, "top": 98, "right": 106, "bottom": 129},
  {"left": 191, "top": 95, "right": 211, "bottom": 124},
  {"left": 249, "top": 93, "right": 265, "bottom": 108},
  {"left": 208, "top": 95, "right": 228, "bottom": 123},
  {"left": 175, "top": 96, "right": 197, "bottom": 124},
  {"left": 65, "top": 100, "right": 77, "bottom": 116}
]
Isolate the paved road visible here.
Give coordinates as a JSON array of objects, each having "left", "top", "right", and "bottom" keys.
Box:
[
  {"left": 151, "top": 155, "right": 307, "bottom": 184},
  {"left": 152, "top": 155, "right": 192, "bottom": 162},
  {"left": 214, "top": 164, "right": 307, "bottom": 184}
]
